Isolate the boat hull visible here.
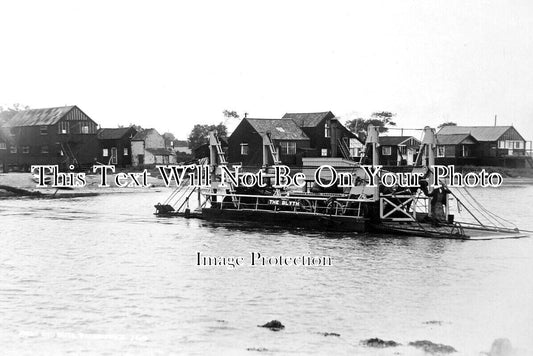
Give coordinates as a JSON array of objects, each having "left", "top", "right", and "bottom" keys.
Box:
[{"left": 200, "top": 208, "right": 368, "bottom": 232}]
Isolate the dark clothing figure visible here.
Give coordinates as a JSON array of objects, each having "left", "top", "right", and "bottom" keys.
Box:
[{"left": 428, "top": 186, "right": 449, "bottom": 223}]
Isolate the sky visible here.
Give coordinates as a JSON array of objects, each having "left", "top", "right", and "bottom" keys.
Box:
[{"left": 1, "top": 0, "right": 532, "bottom": 141}]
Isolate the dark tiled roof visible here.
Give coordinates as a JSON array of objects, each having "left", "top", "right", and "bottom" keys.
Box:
[
  {"left": 437, "top": 126, "right": 512, "bottom": 141},
  {"left": 436, "top": 134, "right": 477, "bottom": 145},
  {"left": 146, "top": 148, "right": 171, "bottom": 156},
  {"left": 3, "top": 106, "right": 75, "bottom": 127},
  {"left": 282, "top": 111, "right": 334, "bottom": 127},
  {"left": 132, "top": 128, "right": 160, "bottom": 141},
  {"left": 97, "top": 127, "right": 134, "bottom": 140},
  {"left": 245, "top": 118, "right": 309, "bottom": 140},
  {"left": 379, "top": 136, "right": 419, "bottom": 146}
]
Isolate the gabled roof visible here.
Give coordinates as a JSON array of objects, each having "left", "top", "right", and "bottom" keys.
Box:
[
  {"left": 132, "top": 128, "right": 160, "bottom": 141},
  {"left": 379, "top": 136, "right": 420, "bottom": 146},
  {"left": 245, "top": 118, "right": 309, "bottom": 140},
  {"left": 436, "top": 134, "right": 477, "bottom": 145},
  {"left": 2, "top": 106, "right": 76, "bottom": 127},
  {"left": 437, "top": 125, "right": 513, "bottom": 141},
  {"left": 97, "top": 127, "right": 135, "bottom": 140},
  {"left": 282, "top": 111, "right": 334, "bottom": 127},
  {"left": 146, "top": 148, "right": 171, "bottom": 156}
]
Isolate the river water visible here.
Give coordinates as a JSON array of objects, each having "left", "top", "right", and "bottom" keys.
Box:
[{"left": 0, "top": 183, "right": 532, "bottom": 355}]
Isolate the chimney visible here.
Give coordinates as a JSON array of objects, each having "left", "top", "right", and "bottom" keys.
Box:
[{"left": 494, "top": 114, "right": 497, "bottom": 126}]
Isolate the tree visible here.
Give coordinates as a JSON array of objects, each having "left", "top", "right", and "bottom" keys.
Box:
[
  {"left": 222, "top": 110, "right": 239, "bottom": 119},
  {"left": 0, "top": 103, "right": 30, "bottom": 122},
  {"left": 438, "top": 121, "right": 457, "bottom": 129},
  {"left": 345, "top": 111, "right": 396, "bottom": 141},
  {"left": 188, "top": 122, "right": 227, "bottom": 149}
]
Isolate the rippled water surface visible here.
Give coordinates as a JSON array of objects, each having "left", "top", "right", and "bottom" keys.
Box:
[{"left": 1, "top": 184, "right": 533, "bottom": 355}]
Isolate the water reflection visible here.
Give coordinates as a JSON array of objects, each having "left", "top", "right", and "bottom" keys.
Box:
[{"left": 0, "top": 186, "right": 532, "bottom": 355}]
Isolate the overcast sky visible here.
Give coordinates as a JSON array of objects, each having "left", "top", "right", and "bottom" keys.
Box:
[{"left": 1, "top": 0, "right": 532, "bottom": 141}]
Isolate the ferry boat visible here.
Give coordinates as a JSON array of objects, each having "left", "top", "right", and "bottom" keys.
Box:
[{"left": 154, "top": 125, "right": 527, "bottom": 240}]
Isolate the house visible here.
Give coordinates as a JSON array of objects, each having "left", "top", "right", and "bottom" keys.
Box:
[
  {"left": 97, "top": 127, "right": 137, "bottom": 167},
  {"left": 378, "top": 136, "right": 421, "bottom": 166},
  {"left": 435, "top": 134, "right": 478, "bottom": 165},
  {"left": 131, "top": 128, "right": 175, "bottom": 166},
  {"left": 0, "top": 120, "right": 11, "bottom": 172},
  {"left": 437, "top": 125, "right": 530, "bottom": 167},
  {"left": 282, "top": 112, "right": 362, "bottom": 158},
  {"left": 0, "top": 106, "right": 99, "bottom": 171},
  {"left": 228, "top": 118, "right": 310, "bottom": 166}
]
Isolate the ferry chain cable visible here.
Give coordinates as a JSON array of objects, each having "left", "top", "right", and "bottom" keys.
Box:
[
  {"left": 427, "top": 169, "right": 497, "bottom": 228},
  {"left": 455, "top": 187, "right": 502, "bottom": 227},
  {"left": 451, "top": 186, "right": 501, "bottom": 228},
  {"left": 459, "top": 186, "right": 518, "bottom": 229},
  {"left": 452, "top": 185, "right": 511, "bottom": 229}
]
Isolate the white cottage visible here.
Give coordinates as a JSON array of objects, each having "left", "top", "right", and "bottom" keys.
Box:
[{"left": 131, "top": 128, "right": 175, "bottom": 166}]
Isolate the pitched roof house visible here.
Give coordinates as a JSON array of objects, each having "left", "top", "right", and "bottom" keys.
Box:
[
  {"left": 437, "top": 125, "right": 529, "bottom": 167},
  {"left": 131, "top": 128, "right": 175, "bottom": 166},
  {"left": 228, "top": 118, "right": 310, "bottom": 166},
  {"left": 97, "top": 127, "right": 137, "bottom": 167},
  {"left": 0, "top": 105, "right": 99, "bottom": 171},
  {"left": 434, "top": 133, "right": 478, "bottom": 165},
  {"left": 378, "top": 136, "right": 421, "bottom": 166},
  {"left": 282, "top": 112, "right": 361, "bottom": 158},
  {"left": 228, "top": 111, "right": 362, "bottom": 167}
]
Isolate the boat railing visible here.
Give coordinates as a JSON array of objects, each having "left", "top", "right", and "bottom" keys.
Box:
[{"left": 202, "top": 191, "right": 369, "bottom": 218}]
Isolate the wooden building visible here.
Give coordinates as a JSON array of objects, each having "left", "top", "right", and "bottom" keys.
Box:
[
  {"left": 97, "top": 127, "right": 137, "bottom": 167},
  {"left": 0, "top": 106, "right": 99, "bottom": 171},
  {"left": 437, "top": 125, "right": 531, "bottom": 168},
  {"left": 131, "top": 128, "right": 174, "bottom": 166},
  {"left": 435, "top": 134, "right": 478, "bottom": 165},
  {"left": 228, "top": 118, "right": 310, "bottom": 166},
  {"left": 378, "top": 136, "right": 421, "bottom": 166},
  {"left": 0, "top": 124, "right": 10, "bottom": 172},
  {"left": 282, "top": 112, "right": 361, "bottom": 158}
]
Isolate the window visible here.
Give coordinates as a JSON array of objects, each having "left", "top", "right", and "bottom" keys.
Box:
[
  {"left": 41, "top": 146, "right": 49, "bottom": 154},
  {"left": 40, "top": 126, "right": 48, "bottom": 135},
  {"left": 240, "top": 143, "right": 249, "bottom": 155},
  {"left": 10, "top": 146, "right": 17, "bottom": 154},
  {"left": 437, "top": 146, "right": 445, "bottom": 157},
  {"left": 103, "top": 148, "right": 109, "bottom": 157},
  {"left": 499, "top": 140, "right": 524, "bottom": 149},
  {"left": 324, "top": 121, "right": 331, "bottom": 138},
  {"left": 462, "top": 145, "right": 471, "bottom": 157},
  {"left": 81, "top": 123, "right": 89, "bottom": 134},
  {"left": 22, "top": 146, "right": 30, "bottom": 154},
  {"left": 0, "top": 142, "right": 6, "bottom": 150},
  {"left": 123, "top": 148, "right": 129, "bottom": 156},
  {"left": 280, "top": 141, "right": 297, "bottom": 155},
  {"left": 58, "top": 121, "right": 70, "bottom": 134},
  {"left": 321, "top": 148, "right": 328, "bottom": 157},
  {"left": 382, "top": 146, "right": 392, "bottom": 156}
]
